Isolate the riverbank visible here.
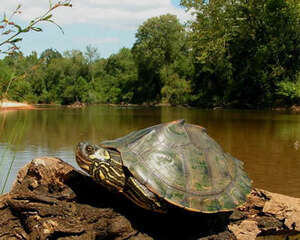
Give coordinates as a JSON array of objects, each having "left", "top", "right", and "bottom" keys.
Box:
[
  {"left": 1, "top": 99, "right": 299, "bottom": 112},
  {"left": 0, "top": 100, "right": 35, "bottom": 111},
  {"left": 273, "top": 105, "right": 300, "bottom": 113},
  {"left": 0, "top": 157, "right": 299, "bottom": 239},
  {"left": 102, "top": 102, "right": 300, "bottom": 112}
]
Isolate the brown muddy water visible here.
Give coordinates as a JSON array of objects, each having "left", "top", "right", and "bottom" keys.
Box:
[{"left": 0, "top": 105, "right": 299, "bottom": 197}]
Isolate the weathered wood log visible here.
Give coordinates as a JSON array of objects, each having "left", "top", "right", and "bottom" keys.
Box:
[{"left": 0, "top": 157, "right": 299, "bottom": 240}]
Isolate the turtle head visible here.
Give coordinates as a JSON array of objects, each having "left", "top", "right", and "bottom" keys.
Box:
[
  {"left": 76, "top": 142, "right": 110, "bottom": 173},
  {"left": 76, "top": 142, "right": 125, "bottom": 191}
]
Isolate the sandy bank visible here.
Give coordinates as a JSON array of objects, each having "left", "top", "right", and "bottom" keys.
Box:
[{"left": 0, "top": 100, "right": 35, "bottom": 111}]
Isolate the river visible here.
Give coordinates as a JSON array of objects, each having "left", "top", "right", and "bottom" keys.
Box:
[{"left": 0, "top": 105, "right": 299, "bottom": 197}]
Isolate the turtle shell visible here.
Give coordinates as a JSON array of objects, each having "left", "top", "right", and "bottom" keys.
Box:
[{"left": 101, "top": 119, "right": 252, "bottom": 213}]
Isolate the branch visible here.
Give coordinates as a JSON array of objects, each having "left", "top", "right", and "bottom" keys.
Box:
[{"left": 0, "top": 0, "right": 72, "bottom": 55}]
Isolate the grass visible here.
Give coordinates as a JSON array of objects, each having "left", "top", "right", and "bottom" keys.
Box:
[{"left": 0, "top": 111, "right": 27, "bottom": 194}]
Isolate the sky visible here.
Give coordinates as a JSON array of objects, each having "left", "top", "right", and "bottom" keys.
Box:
[{"left": 2, "top": 0, "right": 191, "bottom": 58}]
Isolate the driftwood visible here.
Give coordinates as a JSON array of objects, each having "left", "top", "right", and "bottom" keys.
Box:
[
  {"left": 67, "top": 102, "right": 86, "bottom": 108},
  {"left": 0, "top": 157, "right": 299, "bottom": 240}
]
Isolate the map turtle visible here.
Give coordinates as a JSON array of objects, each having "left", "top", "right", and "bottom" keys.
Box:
[{"left": 76, "top": 120, "right": 252, "bottom": 213}]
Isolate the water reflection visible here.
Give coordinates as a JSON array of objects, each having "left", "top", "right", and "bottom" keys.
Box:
[{"left": 0, "top": 106, "right": 299, "bottom": 197}]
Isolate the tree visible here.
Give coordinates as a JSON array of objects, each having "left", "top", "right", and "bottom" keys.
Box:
[
  {"left": 0, "top": 61, "right": 15, "bottom": 99},
  {"left": 94, "top": 48, "right": 138, "bottom": 104},
  {"left": 0, "top": 0, "right": 72, "bottom": 101},
  {"left": 227, "top": 0, "right": 300, "bottom": 106},
  {"left": 62, "top": 76, "right": 90, "bottom": 104},
  {"left": 180, "top": 0, "right": 236, "bottom": 106},
  {"left": 40, "top": 48, "right": 62, "bottom": 64},
  {"left": 132, "top": 14, "right": 188, "bottom": 103},
  {"left": 181, "top": 0, "right": 300, "bottom": 107},
  {"left": 160, "top": 68, "right": 191, "bottom": 105},
  {"left": 63, "top": 50, "right": 89, "bottom": 80},
  {"left": 85, "top": 45, "right": 100, "bottom": 64},
  {"left": 84, "top": 45, "right": 100, "bottom": 83}
]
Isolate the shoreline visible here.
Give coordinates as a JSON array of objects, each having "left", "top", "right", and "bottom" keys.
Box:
[
  {"left": 1, "top": 99, "right": 300, "bottom": 112},
  {"left": 0, "top": 100, "right": 35, "bottom": 111},
  {"left": 273, "top": 105, "right": 300, "bottom": 113}
]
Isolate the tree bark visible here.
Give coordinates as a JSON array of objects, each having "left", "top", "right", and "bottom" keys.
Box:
[{"left": 0, "top": 157, "right": 299, "bottom": 240}]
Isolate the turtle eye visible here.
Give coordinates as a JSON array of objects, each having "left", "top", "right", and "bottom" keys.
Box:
[{"left": 86, "top": 145, "right": 94, "bottom": 155}]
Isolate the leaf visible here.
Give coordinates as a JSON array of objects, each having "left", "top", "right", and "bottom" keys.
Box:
[
  {"left": 31, "top": 27, "right": 42, "bottom": 32},
  {"left": 10, "top": 38, "right": 22, "bottom": 43},
  {"left": 47, "top": 19, "right": 64, "bottom": 34},
  {"left": 22, "top": 27, "right": 30, "bottom": 33},
  {"left": 12, "top": 24, "right": 22, "bottom": 32},
  {"left": 2, "top": 30, "right": 12, "bottom": 35},
  {"left": 42, "top": 14, "right": 52, "bottom": 21}
]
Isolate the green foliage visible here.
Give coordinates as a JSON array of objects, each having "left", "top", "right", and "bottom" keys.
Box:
[
  {"left": 40, "top": 48, "right": 62, "bottom": 64},
  {"left": 0, "top": 61, "right": 14, "bottom": 99},
  {"left": 84, "top": 45, "right": 100, "bottom": 83},
  {"left": 94, "top": 48, "right": 138, "bottom": 103},
  {"left": 0, "top": 1, "right": 72, "bottom": 103},
  {"left": 160, "top": 66, "right": 191, "bottom": 105},
  {"left": 181, "top": 0, "right": 300, "bottom": 107},
  {"left": 276, "top": 76, "right": 300, "bottom": 105},
  {"left": 132, "top": 14, "right": 190, "bottom": 103},
  {"left": 62, "top": 76, "right": 90, "bottom": 104},
  {"left": 1, "top": 6, "right": 300, "bottom": 107},
  {"left": 8, "top": 78, "right": 32, "bottom": 102},
  {"left": 0, "top": 47, "right": 140, "bottom": 105}
]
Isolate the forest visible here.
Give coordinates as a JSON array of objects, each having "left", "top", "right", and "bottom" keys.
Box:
[{"left": 1, "top": 0, "right": 300, "bottom": 108}]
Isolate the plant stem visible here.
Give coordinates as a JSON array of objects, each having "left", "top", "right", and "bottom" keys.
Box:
[{"left": 0, "top": 112, "right": 27, "bottom": 194}]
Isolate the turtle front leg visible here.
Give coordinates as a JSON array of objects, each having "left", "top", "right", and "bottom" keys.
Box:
[{"left": 123, "top": 176, "right": 168, "bottom": 213}]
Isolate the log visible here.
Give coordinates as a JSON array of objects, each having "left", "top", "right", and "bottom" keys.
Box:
[{"left": 0, "top": 157, "right": 299, "bottom": 240}]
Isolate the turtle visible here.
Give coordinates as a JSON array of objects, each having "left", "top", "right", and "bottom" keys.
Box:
[{"left": 76, "top": 119, "right": 252, "bottom": 213}]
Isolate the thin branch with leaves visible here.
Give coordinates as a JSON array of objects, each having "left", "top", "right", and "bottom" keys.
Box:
[{"left": 0, "top": 0, "right": 72, "bottom": 55}]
